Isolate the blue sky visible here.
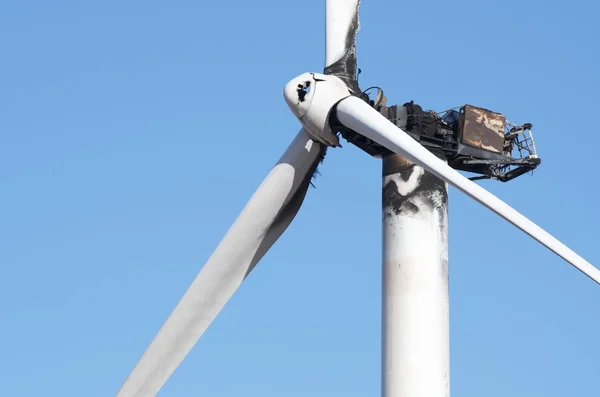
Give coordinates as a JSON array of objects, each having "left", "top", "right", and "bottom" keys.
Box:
[{"left": 1, "top": 0, "right": 599, "bottom": 396}]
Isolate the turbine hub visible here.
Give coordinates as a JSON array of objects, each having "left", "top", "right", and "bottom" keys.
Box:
[{"left": 283, "top": 72, "right": 351, "bottom": 147}]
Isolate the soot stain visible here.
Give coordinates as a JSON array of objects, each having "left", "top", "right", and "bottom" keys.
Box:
[
  {"left": 323, "top": 2, "right": 360, "bottom": 93},
  {"left": 382, "top": 164, "right": 448, "bottom": 217}
]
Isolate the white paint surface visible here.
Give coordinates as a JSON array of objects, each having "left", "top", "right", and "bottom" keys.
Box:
[
  {"left": 382, "top": 167, "right": 424, "bottom": 196},
  {"left": 325, "top": 0, "right": 361, "bottom": 68},
  {"left": 336, "top": 95, "right": 600, "bottom": 284},
  {"left": 116, "top": 129, "right": 323, "bottom": 397},
  {"left": 382, "top": 160, "right": 449, "bottom": 397}
]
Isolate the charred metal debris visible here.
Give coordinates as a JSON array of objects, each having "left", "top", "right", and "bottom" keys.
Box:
[{"left": 331, "top": 86, "right": 541, "bottom": 183}]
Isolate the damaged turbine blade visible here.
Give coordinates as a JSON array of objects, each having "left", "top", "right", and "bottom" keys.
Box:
[
  {"left": 324, "top": 0, "right": 361, "bottom": 91},
  {"left": 116, "top": 129, "right": 325, "bottom": 397}
]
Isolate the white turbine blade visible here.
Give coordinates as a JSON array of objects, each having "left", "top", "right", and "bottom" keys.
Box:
[
  {"left": 325, "top": 0, "right": 360, "bottom": 76},
  {"left": 116, "top": 129, "right": 325, "bottom": 397},
  {"left": 335, "top": 96, "right": 600, "bottom": 285}
]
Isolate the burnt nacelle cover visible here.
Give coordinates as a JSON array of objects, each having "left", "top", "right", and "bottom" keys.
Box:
[{"left": 459, "top": 105, "right": 506, "bottom": 154}]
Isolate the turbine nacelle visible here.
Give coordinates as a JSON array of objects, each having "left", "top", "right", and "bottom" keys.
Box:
[{"left": 283, "top": 72, "right": 351, "bottom": 147}]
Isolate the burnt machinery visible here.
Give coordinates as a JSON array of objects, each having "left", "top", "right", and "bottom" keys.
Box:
[{"left": 334, "top": 87, "right": 541, "bottom": 182}]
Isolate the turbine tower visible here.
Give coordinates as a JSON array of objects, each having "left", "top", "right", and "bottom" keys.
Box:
[{"left": 115, "top": 1, "right": 599, "bottom": 396}]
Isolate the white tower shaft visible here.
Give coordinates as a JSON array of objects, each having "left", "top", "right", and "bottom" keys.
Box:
[{"left": 382, "top": 154, "right": 450, "bottom": 397}]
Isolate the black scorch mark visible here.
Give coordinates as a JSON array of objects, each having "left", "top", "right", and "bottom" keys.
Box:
[
  {"left": 382, "top": 155, "right": 448, "bottom": 221},
  {"left": 323, "top": 1, "right": 361, "bottom": 93}
]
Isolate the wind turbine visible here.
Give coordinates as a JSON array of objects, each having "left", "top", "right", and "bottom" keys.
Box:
[{"left": 115, "top": 1, "right": 599, "bottom": 396}]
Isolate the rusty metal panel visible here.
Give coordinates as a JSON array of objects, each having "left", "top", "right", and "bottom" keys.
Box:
[{"left": 460, "top": 105, "right": 506, "bottom": 153}]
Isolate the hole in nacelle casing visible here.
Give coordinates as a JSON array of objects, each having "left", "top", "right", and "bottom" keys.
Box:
[{"left": 297, "top": 81, "right": 311, "bottom": 102}]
